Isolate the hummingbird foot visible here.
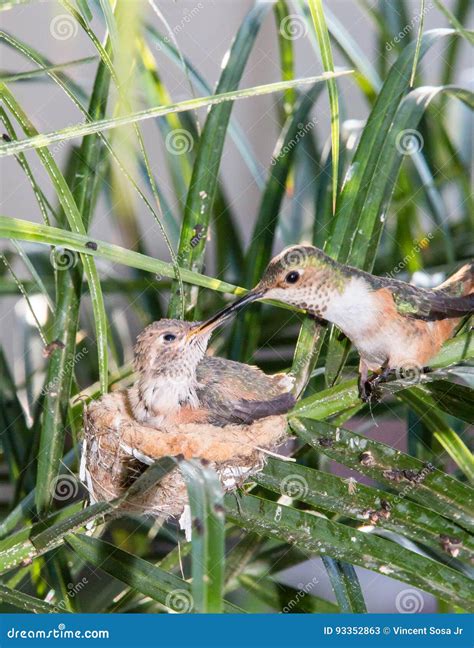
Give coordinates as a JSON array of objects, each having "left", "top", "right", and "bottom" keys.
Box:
[
  {"left": 358, "top": 377, "right": 381, "bottom": 404},
  {"left": 358, "top": 363, "right": 435, "bottom": 402},
  {"left": 358, "top": 363, "right": 392, "bottom": 403}
]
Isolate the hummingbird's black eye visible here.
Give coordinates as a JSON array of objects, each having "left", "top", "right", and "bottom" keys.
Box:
[
  {"left": 163, "top": 333, "right": 176, "bottom": 343},
  {"left": 285, "top": 271, "right": 300, "bottom": 284}
]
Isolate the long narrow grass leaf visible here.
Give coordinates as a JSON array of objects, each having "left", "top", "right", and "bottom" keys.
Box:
[
  {"left": 225, "top": 493, "right": 473, "bottom": 609},
  {"left": 410, "top": 0, "right": 426, "bottom": 86},
  {"left": 180, "top": 460, "right": 225, "bottom": 613},
  {"left": 0, "top": 71, "right": 352, "bottom": 158},
  {"left": 308, "top": 0, "right": 340, "bottom": 213},
  {"left": 291, "top": 417, "right": 474, "bottom": 532}
]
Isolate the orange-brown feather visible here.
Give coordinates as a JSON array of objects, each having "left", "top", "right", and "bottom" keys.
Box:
[
  {"left": 430, "top": 262, "right": 473, "bottom": 344},
  {"left": 373, "top": 268, "right": 472, "bottom": 367}
]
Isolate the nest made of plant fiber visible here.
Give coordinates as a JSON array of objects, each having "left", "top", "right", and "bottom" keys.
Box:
[{"left": 81, "top": 390, "right": 289, "bottom": 520}]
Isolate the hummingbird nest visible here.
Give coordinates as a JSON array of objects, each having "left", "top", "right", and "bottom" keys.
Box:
[{"left": 81, "top": 390, "right": 289, "bottom": 522}]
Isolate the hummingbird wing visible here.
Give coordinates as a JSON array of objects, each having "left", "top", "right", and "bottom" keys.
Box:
[
  {"left": 389, "top": 284, "right": 474, "bottom": 320},
  {"left": 196, "top": 357, "right": 295, "bottom": 426},
  {"left": 364, "top": 265, "right": 474, "bottom": 320},
  {"left": 228, "top": 392, "right": 296, "bottom": 425}
]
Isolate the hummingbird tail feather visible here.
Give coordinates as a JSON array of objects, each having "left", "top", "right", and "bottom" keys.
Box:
[
  {"left": 430, "top": 261, "right": 474, "bottom": 344},
  {"left": 231, "top": 392, "right": 296, "bottom": 425},
  {"left": 436, "top": 262, "right": 474, "bottom": 297}
]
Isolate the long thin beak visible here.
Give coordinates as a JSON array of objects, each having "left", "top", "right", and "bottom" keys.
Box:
[{"left": 186, "top": 288, "right": 265, "bottom": 339}]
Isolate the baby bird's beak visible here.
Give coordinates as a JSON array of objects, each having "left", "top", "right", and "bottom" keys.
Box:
[
  {"left": 188, "top": 288, "right": 266, "bottom": 339},
  {"left": 185, "top": 314, "right": 227, "bottom": 340}
]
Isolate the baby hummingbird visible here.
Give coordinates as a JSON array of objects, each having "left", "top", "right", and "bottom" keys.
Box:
[
  {"left": 128, "top": 315, "right": 295, "bottom": 428},
  {"left": 216, "top": 245, "right": 473, "bottom": 400}
]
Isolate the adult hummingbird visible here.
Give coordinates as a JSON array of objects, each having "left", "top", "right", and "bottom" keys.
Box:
[
  {"left": 215, "top": 245, "right": 473, "bottom": 400},
  {"left": 128, "top": 317, "right": 295, "bottom": 428}
]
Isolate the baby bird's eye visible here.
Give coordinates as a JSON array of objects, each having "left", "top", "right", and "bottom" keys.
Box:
[
  {"left": 285, "top": 270, "right": 300, "bottom": 284},
  {"left": 163, "top": 333, "right": 176, "bottom": 343}
]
